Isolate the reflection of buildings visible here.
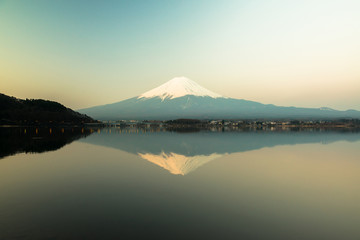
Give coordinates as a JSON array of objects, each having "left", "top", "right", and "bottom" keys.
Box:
[{"left": 139, "top": 152, "right": 223, "bottom": 175}]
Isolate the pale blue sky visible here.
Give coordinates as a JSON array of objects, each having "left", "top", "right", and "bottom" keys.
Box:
[{"left": 1, "top": 0, "right": 359, "bottom": 110}]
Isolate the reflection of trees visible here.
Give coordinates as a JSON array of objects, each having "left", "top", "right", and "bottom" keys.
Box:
[
  {"left": 165, "top": 127, "right": 201, "bottom": 133},
  {"left": 0, "top": 127, "right": 97, "bottom": 159}
]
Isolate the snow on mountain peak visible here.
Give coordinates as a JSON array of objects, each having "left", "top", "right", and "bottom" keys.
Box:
[{"left": 138, "top": 77, "right": 224, "bottom": 100}]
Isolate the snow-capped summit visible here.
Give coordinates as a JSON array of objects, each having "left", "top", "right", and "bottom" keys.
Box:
[{"left": 138, "top": 77, "right": 224, "bottom": 100}]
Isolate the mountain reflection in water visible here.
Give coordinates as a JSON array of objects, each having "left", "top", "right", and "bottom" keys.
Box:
[
  {"left": 80, "top": 127, "right": 360, "bottom": 175},
  {"left": 1, "top": 126, "right": 360, "bottom": 239}
]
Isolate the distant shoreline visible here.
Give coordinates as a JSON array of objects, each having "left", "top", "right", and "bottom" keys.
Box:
[
  {"left": 0, "top": 122, "right": 104, "bottom": 128},
  {"left": 1, "top": 119, "right": 360, "bottom": 130},
  {"left": 99, "top": 118, "right": 360, "bottom": 130}
]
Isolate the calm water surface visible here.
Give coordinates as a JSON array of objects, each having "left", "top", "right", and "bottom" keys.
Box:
[{"left": 0, "top": 127, "right": 360, "bottom": 240}]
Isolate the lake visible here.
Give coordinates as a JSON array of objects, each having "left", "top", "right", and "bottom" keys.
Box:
[{"left": 1, "top": 126, "right": 360, "bottom": 240}]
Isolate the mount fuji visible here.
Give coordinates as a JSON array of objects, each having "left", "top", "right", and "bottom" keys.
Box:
[{"left": 79, "top": 77, "right": 360, "bottom": 120}]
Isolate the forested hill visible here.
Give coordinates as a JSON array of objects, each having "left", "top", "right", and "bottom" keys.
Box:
[{"left": 0, "top": 93, "right": 96, "bottom": 125}]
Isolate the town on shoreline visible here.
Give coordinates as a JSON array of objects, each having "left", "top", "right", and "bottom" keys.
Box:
[{"left": 100, "top": 118, "right": 360, "bottom": 131}]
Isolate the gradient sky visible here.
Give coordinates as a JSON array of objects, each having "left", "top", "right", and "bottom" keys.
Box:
[{"left": 1, "top": 0, "right": 359, "bottom": 110}]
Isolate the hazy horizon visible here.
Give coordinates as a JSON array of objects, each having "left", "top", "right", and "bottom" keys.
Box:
[{"left": 1, "top": 0, "right": 359, "bottom": 111}]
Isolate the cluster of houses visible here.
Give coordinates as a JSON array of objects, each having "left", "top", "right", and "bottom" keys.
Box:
[{"left": 100, "top": 119, "right": 359, "bottom": 130}]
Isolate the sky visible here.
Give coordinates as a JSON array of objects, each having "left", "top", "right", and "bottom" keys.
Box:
[{"left": 1, "top": 0, "right": 359, "bottom": 110}]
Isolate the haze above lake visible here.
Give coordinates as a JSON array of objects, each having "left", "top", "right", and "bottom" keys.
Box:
[{"left": 1, "top": 127, "right": 360, "bottom": 239}]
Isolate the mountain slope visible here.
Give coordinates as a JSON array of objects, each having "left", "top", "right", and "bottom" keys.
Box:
[
  {"left": 79, "top": 77, "right": 360, "bottom": 120},
  {"left": 0, "top": 93, "right": 96, "bottom": 124}
]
